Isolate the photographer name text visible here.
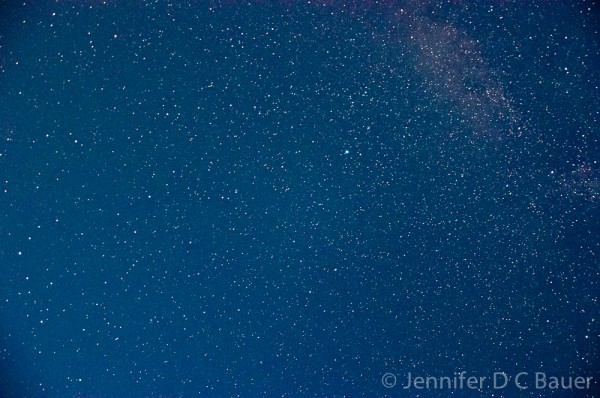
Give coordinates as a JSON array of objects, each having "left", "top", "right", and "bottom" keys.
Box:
[{"left": 383, "top": 372, "right": 594, "bottom": 391}]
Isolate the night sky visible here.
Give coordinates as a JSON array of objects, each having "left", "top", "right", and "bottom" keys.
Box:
[{"left": 0, "top": 1, "right": 599, "bottom": 397}]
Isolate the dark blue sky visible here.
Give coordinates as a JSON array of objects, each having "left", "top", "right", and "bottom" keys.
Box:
[{"left": 0, "top": 1, "right": 599, "bottom": 397}]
